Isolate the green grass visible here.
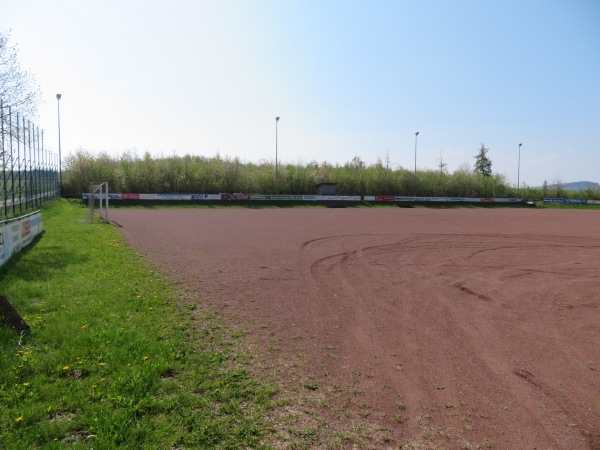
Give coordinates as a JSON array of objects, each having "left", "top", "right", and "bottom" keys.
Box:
[
  {"left": 533, "top": 201, "right": 600, "bottom": 209},
  {"left": 0, "top": 199, "right": 276, "bottom": 449}
]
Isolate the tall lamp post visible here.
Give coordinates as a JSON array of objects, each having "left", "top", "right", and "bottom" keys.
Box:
[
  {"left": 414, "top": 131, "right": 419, "bottom": 174},
  {"left": 275, "top": 116, "right": 280, "bottom": 195},
  {"left": 517, "top": 143, "right": 522, "bottom": 197},
  {"left": 56, "top": 94, "right": 62, "bottom": 196}
]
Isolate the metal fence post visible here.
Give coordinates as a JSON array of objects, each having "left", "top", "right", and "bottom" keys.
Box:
[{"left": 1, "top": 99, "right": 5, "bottom": 219}]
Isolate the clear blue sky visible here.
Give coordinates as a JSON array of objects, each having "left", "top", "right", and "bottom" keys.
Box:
[{"left": 2, "top": 0, "right": 599, "bottom": 187}]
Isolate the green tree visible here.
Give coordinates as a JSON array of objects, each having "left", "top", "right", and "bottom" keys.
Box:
[
  {"left": 542, "top": 180, "right": 548, "bottom": 198},
  {"left": 474, "top": 143, "right": 492, "bottom": 177},
  {"left": 553, "top": 177, "right": 564, "bottom": 198}
]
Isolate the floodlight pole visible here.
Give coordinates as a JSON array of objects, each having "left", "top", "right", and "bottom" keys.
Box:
[
  {"left": 275, "top": 116, "right": 280, "bottom": 195},
  {"left": 56, "top": 94, "right": 62, "bottom": 196},
  {"left": 517, "top": 143, "right": 522, "bottom": 197},
  {"left": 414, "top": 131, "right": 419, "bottom": 174}
]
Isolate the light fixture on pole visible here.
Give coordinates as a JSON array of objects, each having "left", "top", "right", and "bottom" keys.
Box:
[
  {"left": 56, "top": 94, "right": 62, "bottom": 196},
  {"left": 275, "top": 116, "right": 280, "bottom": 195},
  {"left": 517, "top": 143, "right": 522, "bottom": 197},
  {"left": 414, "top": 131, "right": 419, "bottom": 174}
]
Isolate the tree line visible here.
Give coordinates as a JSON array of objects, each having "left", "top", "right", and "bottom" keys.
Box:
[
  {"left": 62, "top": 149, "right": 526, "bottom": 198},
  {"left": 62, "top": 148, "right": 600, "bottom": 201}
]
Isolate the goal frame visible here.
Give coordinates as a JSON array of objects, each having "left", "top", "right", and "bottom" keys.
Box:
[{"left": 88, "top": 182, "right": 109, "bottom": 222}]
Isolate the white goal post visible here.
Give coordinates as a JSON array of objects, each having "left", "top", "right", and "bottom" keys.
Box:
[{"left": 88, "top": 182, "right": 109, "bottom": 222}]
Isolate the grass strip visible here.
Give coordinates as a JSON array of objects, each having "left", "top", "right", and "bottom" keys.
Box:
[{"left": 0, "top": 199, "right": 276, "bottom": 449}]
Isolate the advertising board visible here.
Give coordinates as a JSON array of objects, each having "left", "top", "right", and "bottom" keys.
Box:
[
  {"left": 156, "top": 194, "right": 191, "bottom": 200},
  {"left": 0, "top": 212, "right": 44, "bottom": 268},
  {"left": 250, "top": 195, "right": 304, "bottom": 200},
  {"left": 544, "top": 198, "right": 587, "bottom": 204},
  {"left": 121, "top": 193, "right": 140, "bottom": 200},
  {"left": 223, "top": 193, "right": 251, "bottom": 200},
  {"left": 191, "top": 194, "right": 221, "bottom": 200}
]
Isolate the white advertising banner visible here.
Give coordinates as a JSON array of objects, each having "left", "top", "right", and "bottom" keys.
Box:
[
  {"left": 0, "top": 212, "right": 44, "bottom": 268},
  {"left": 191, "top": 194, "right": 222, "bottom": 200},
  {"left": 302, "top": 195, "right": 361, "bottom": 201}
]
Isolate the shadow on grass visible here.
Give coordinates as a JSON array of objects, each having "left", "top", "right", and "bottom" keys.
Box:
[{"left": 0, "top": 234, "right": 90, "bottom": 283}]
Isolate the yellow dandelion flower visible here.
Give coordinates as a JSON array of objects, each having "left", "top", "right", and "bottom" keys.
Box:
[
  {"left": 63, "top": 366, "right": 69, "bottom": 371},
  {"left": 143, "top": 356, "right": 149, "bottom": 361},
  {"left": 15, "top": 416, "right": 23, "bottom": 422},
  {"left": 99, "top": 362, "right": 106, "bottom": 367},
  {"left": 22, "top": 382, "right": 30, "bottom": 387}
]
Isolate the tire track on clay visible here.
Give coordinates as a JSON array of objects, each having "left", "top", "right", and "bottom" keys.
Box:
[
  {"left": 430, "top": 233, "right": 600, "bottom": 449},
  {"left": 300, "top": 232, "right": 600, "bottom": 449}
]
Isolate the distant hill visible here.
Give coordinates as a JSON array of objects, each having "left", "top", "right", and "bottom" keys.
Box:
[{"left": 544, "top": 181, "right": 600, "bottom": 191}]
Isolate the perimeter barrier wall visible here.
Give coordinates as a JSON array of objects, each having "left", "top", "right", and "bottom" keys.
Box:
[
  {"left": 0, "top": 210, "right": 44, "bottom": 268},
  {"left": 83, "top": 193, "right": 600, "bottom": 205},
  {"left": 365, "top": 196, "right": 524, "bottom": 203},
  {"left": 83, "top": 193, "right": 532, "bottom": 203},
  {"left": 544, "top": 198, "right": 600, "bottom": 205}
]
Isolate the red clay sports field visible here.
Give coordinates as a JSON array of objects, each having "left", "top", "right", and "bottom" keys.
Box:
[{"left": 110, "top": 207, "right": 600, "bottom": 449}]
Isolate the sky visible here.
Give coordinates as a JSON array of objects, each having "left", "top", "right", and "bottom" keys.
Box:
[{"left": 2, "top": 0, "right": 599, "bottom": 187}]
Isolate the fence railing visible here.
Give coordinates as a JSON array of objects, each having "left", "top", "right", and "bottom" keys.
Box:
[{"left": 1, "top": 99, "right": 59, "bottom": 220}]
